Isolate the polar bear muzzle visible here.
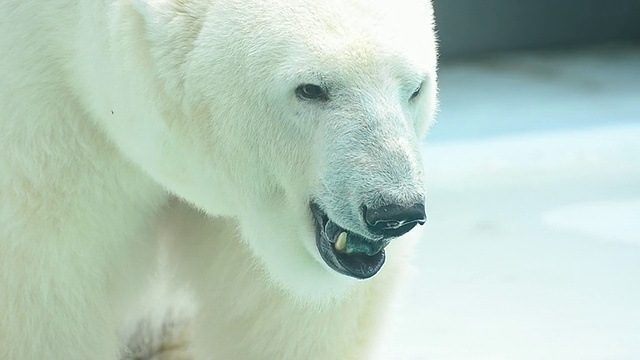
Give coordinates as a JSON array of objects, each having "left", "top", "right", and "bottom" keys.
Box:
[{"left": 310, "top": 202, "right": 426, "bottom": 279}]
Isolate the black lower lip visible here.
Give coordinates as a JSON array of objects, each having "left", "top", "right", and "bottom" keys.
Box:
[{"left": 311, "top": 203, "right": 386, "bottom": 279}]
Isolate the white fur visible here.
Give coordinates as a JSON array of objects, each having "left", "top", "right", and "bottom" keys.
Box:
[
  {"left": 0, "top": 0, "right": 437, "bottom": 358},
  {"left": 158, "top": 201, "right": 421, "bottom": 359}
]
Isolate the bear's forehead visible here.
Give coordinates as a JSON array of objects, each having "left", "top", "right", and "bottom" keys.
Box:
[
  {"left": 281, "top": 2, "right": 436, "bottom": 72},
  {"left": 309, "top": 36, "right": 381, "bottom": 67},
  {"left": 215, "top": 0, "right": 437, "bottom": 83},
  {"left": 298, "top": 32, "right": 434, "bottom": 82}
]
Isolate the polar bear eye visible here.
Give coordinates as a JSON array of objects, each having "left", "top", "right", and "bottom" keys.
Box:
[
  {"left": 295, "top": 84, "right": 328, "bottom": 102},
  {"left": 409, "top": 82, "right": 423, "bottom": 101}
]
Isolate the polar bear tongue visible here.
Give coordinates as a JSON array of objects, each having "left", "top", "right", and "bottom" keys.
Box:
[{"left": 333, "top": 240, "right": 386, "bottom": 278}]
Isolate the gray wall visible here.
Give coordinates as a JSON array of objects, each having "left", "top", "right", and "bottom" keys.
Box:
[{"left": 434, "top": 0, "right": 640, "bottom": 59}]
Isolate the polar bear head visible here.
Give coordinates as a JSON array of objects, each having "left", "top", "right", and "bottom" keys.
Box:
[{"left": 112, "top": 0, "right": 437, "bottom": 301}]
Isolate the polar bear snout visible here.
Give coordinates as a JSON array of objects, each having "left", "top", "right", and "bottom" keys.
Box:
[
  {"left": 362, "top": 202, "right": 426, "bottom": 238},
  {"left": 311, "top": 194, "right": 426, "bottom": 279}
]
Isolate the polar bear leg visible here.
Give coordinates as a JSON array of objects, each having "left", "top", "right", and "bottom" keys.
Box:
[
  {"left": 0, "top": 93, "right": 167, "bottom": 359},
  {"left": 0, "top": 238, "right": 122, "bottom": 359},
  {"left": 0, "top": 199, "right": 164, "bottom": 359},
  {"left": 0, "top": 197, "right": 165, "bottom": 360}
]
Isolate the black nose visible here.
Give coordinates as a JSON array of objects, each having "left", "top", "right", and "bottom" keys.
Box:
[{"left": 363, "top": 202, "right": 426, "bottom": 238}]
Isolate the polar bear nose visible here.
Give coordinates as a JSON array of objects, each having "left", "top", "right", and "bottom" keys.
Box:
[{"left": 363, "top": 202, "right": 426, "bottom": 238}]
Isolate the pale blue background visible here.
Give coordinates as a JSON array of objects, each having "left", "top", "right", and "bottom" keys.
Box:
[{"left": 385, "top": 4, "right": 640, "bottom": 358}]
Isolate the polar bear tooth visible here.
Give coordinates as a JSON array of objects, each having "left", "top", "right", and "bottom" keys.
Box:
[{"left": 334, "top": 232, "right": 347, "bottom": 252}]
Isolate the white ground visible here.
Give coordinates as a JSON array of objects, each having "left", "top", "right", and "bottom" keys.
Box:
[{"left": 385, "top": 46, "right": 640, "bottom": 360}]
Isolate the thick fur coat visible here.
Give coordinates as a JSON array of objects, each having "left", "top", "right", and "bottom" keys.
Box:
[{"left": 0, "top": 0, "right": 438, "bottom": 358}]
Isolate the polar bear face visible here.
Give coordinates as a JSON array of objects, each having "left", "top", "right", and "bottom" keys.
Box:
[{"left": 117, "top": 0, "right": 437, "bottom": 300}]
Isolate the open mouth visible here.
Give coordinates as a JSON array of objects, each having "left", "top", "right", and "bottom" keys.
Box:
[{"left": 310, "top": 203, "right": 389, "bottom": 279}]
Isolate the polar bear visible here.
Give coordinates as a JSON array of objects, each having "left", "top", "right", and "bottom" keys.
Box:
[{"left": 0, "top": 0, "right": 438, "bottom": 358}]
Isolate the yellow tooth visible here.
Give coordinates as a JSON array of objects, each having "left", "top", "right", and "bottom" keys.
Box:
[{"left": 335, "top": 232, "right": 347, "bottom": 252}]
